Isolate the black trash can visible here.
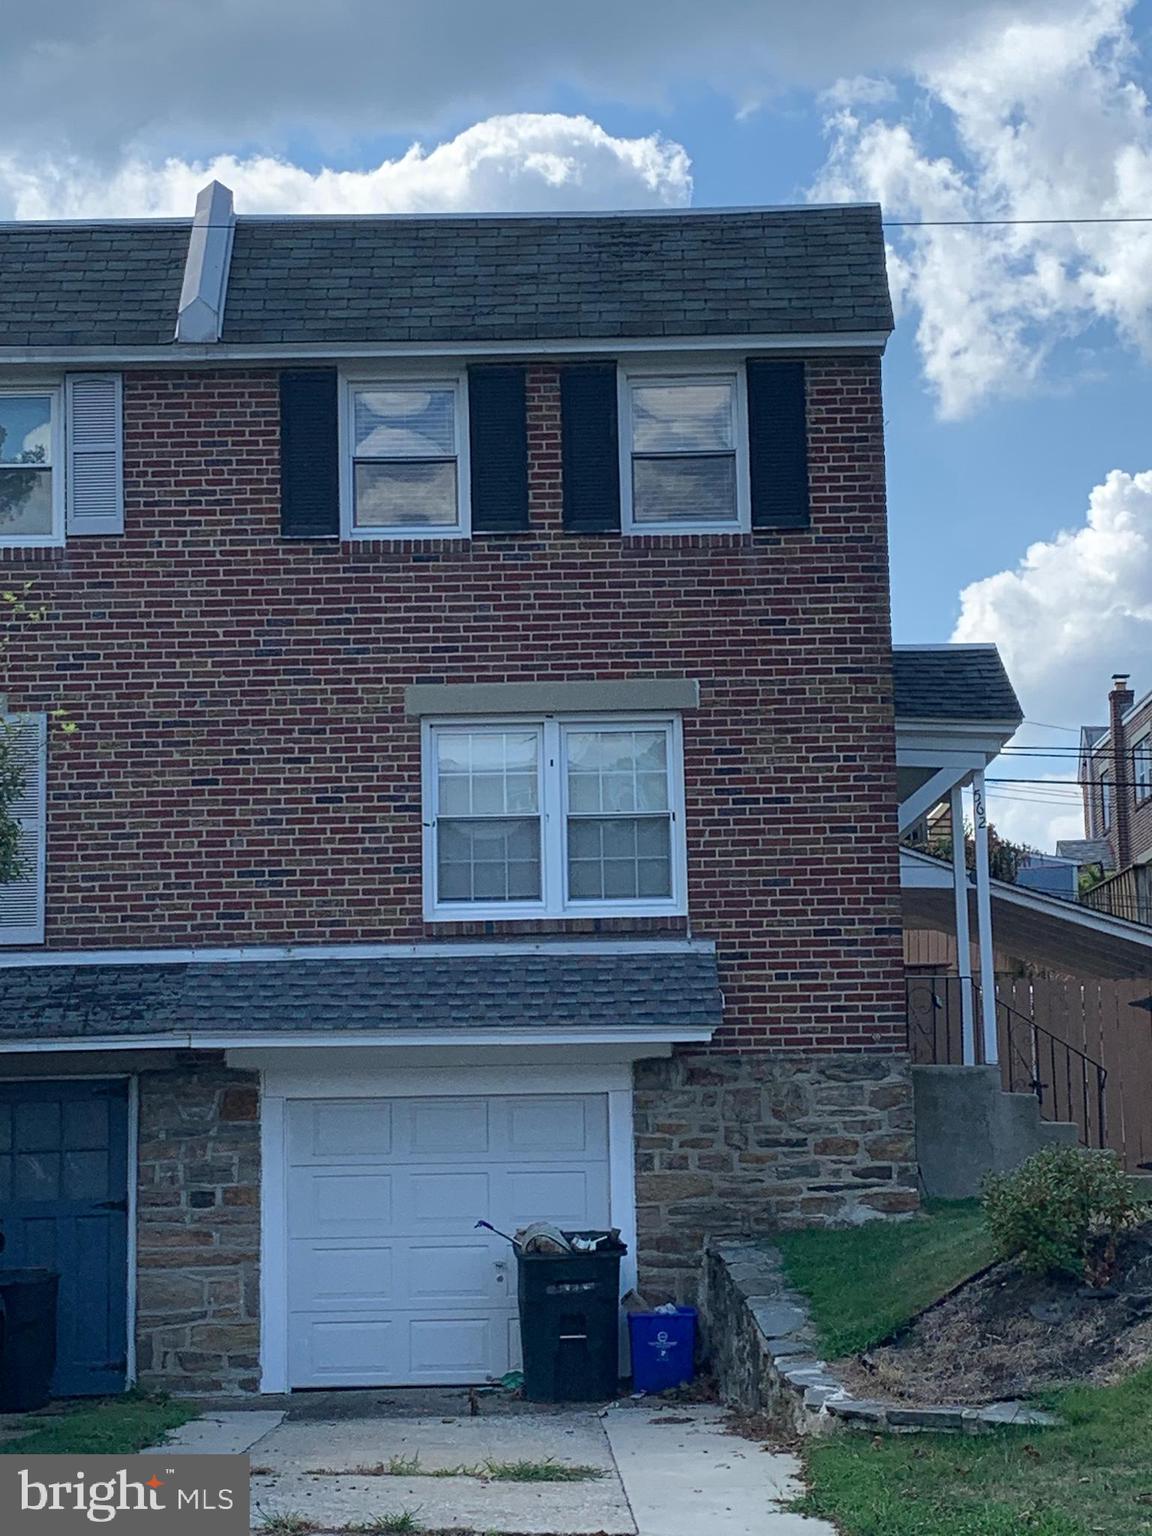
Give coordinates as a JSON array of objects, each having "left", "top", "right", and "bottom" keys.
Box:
[
  {"left": 0, "top": 1269, "right": 60, "bottom": 1412},
  {"left": 517, "top": 1233, "right": 625, "bottom": 1403}
]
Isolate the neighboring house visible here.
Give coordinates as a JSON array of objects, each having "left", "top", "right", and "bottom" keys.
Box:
[
  {"left": 0, "top": 187, "right": 918, "bottom": 1400},
  {"left": 1066, "top": 674, "right": 1152, "bottom": 924}
]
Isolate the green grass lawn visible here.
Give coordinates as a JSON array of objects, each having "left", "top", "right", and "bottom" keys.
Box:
[
  {"left": 0, "top": 1393, "right": 197, "bottom": 1455},
  {"left": 774, "top": 1199, "right": 998, "bottom": 1357},
  {"left": 797, "top": 1365, "right": 1152, "bottom": 1536}
]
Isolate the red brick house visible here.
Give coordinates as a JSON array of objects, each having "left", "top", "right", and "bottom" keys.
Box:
[
  {"left": 1062, "top": 674, "right": 1152, "bottom": 925},
  {"left": 0, "top": 187, "right": 917, "bottom": 1397}
]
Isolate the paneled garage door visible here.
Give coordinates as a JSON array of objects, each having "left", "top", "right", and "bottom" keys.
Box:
[{"left": 286, "top": 1094, "right": 611, "bottom": 1387}]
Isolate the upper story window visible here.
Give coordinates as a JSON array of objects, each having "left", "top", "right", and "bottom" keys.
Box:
[
  {"left": 422, "top": 715, "right": 686, "bottom": 920},
  {"left": 1135, "top": 735, "right": 1152, "bottom": 803},
  {"left": 1100, "top": 768, "right": 1113, "bottom": 832},
  {"left": 342, "top": 376, "right": 469, "bottom": 539},
  {"left": 620, "top": 370, "right": 749, "bottom": 534},
  {"left": 0, "top": 391, "right": 62, "bottom": 547}
]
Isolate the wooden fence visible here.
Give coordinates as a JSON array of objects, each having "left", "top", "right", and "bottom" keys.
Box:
[{"left": 995, "top": 978, "right": 1152, "bottom": 1172}]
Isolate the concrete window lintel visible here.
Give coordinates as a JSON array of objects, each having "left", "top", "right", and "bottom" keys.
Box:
[{"left": 403, "top": 679, "right": 700, "bottom": 717}]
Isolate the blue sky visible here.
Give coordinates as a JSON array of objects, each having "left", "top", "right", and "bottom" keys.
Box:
[{"left": 3, "top": 0, "right": 1152, "bottom": 847}]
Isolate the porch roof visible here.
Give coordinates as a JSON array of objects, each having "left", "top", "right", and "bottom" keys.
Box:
[
  {"left": 901, "top": 848, "right": 1152, "bottom": 977},
  {"left": 0, "top": 941, "right": 722, "bottom": 1047}
]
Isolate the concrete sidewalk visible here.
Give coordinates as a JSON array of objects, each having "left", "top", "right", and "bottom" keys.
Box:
[{"left": 149, "top": 1398, "right": 836, "bottom": 1534}]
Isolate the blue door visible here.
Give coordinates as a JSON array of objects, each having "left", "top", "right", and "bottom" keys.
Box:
[{"left": 0, "top": 1080, "right": 130, "bottom": 1396}]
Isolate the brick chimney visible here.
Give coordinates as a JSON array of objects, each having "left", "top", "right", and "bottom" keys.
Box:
[{"left": 1110, "top": 673, "right": 1135, "bottom": 868}]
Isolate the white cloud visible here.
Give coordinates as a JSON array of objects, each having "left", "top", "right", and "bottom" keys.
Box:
[
  {"left": 983, "top": 773, "right": 1084, "bottom": 854},
  {"left": 819, "top": 76, "right": 898, "bottom": 108},
  {"left": 952, "top": 467, "right": 1152, "bottom": 846},
  {"left": 0, "top": 2, "right": 1076, "bottom": 161},
  {"left": 813, "top": 0, "right": 1152, "bottom": 417},
  {"left": 0, "top": 115, "right": 692, "bottom": 219}
]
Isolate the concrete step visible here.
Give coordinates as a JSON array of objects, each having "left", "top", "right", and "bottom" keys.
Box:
[{"left": 1035, "top": 1118, "right": 1081, "bottom": 1150}]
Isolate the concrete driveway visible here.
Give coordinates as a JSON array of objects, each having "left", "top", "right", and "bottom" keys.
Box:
[{"left": 153, "top": 1395, "right": 835, "bottom": 1535}]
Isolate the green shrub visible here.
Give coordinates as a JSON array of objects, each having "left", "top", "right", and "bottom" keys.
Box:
[{"left": 983, "top": 1144, "right": 1148, "bottom": 1283}]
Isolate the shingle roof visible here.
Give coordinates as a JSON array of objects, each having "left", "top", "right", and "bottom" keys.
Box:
[
  {"left": 893, "top": 646, "right": 1023, "bottom": 724},
  {"left": 1055, "top": 838, "right": 1115, "bottom": 871},
  {"left": 221, "top": 206, "right": 892, "bottom": 345},
  {"left": 0, "top": 947, "right": 721, "bottom": 1044},
  {"left": 0, "top": 223, "right": 189, "bottom": 347},
  {"left": 0, "top": 205, "right": 892, "bottom": 350}
]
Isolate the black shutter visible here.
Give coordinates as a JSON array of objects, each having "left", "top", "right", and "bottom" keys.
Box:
[
  {"left": 747, "top": 359, "right": 810, "bottom": 531},
  {"left": 561, "top": 363, "right": 620, "bottom": 534},
  {"left": 280, "top": 369, "right": 339, "bottom": 538},
  {"left": 468, "top": 365, "right": 529, "bottom": 533}
]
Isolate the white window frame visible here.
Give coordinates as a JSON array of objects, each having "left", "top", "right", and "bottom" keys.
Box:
[
  {"left": 1135, "top": 734, "right": 1152, "bottom": 804},
  {"left": 0, "top": 386, "right": 65, "bottom": 549},
  {"left": 618, "top": 363, "right": 750, "bottom": 536},
  {"left": 422, "top": 713, "right": 688, "bottom": 921},
  {"left": 338, "top": 368, "right": 470, "bottom": 541},
  {"left": 1100, "top": 768, "right": 1113, "bottom": 833}
]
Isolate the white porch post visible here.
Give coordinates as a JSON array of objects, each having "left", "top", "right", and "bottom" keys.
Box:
[
  {"left": 972, "top": 769, "right": 998, "bottom": 1065},
  {"left": 950, "top": 784, "right": 975, "bottom": 1065}
]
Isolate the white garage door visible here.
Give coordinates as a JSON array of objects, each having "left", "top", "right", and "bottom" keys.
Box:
[{"left": 286, "top": 1094, "right": 611, "bottom": 1387}]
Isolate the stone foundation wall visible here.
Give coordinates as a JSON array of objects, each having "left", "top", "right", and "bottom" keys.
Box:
[
  {"left": 135, "top": 1055, "right": 261, "bottom": 1395},
  {"left": 634, "top": 1050, "right": 917, "bottom": 1300}
]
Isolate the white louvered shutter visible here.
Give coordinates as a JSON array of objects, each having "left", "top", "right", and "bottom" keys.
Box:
[
  {"left": 0, "top": 716, "right": 47, "bottom": 944},
  {"left": 65, "top": 373, "right": 124, "bottom": 535}
]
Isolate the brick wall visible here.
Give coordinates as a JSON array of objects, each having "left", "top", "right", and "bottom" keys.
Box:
[
  {"left": 135, "top": 1057, "right": 260, "bottom": 1395},
  {"left": 1, "top": 358, "right": 903, "bottom": 1050}
]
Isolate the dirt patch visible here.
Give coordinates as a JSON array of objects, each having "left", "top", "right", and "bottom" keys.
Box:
[{"left": 839, "top": 1224, "right": 1152, "bottom": 1405}]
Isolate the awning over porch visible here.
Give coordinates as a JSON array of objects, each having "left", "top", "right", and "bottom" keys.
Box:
[
  {"left": 0, "top": 939, "right": 722, "bottom": 1049},
  {"left": 902, "top": 848, "right": 1152, "bottom": 978}
]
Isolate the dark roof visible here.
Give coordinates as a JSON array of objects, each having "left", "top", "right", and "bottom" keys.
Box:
[
  {"left": 893, "top": 646, "right": 1023, "bottom": 724},
  {"left": 221, "top": 206, "right": 892, "bottom": 345},
  {"left": 0, "top": 223, "right": 189, "bottom": 347},
  {"left": 0, "top": 947, "right": 721, "bottom": 1044},
  {"left": 1055, "top": 838, "right": 1115, "bottom": 871},
  {"left": 0, "top": 205, "right": 892, "bottom": 350}
]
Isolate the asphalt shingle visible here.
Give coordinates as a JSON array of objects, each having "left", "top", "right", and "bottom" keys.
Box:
[
  {"left": 893, "top": 647, "right": 1023, "bottom": 724},
  {"left": 0, "top": 946, "right": 721, "bottom": 1043},
  {"left": 0, "top": 224, "right": 189, "bottom": 347},
  {"left": 220, "top": 207, "right": 891, "bottom": 343},
  {"left": 0, "top": 205, "right": 892, "bottom": 349}
]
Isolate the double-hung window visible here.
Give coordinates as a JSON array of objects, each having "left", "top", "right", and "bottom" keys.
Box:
[
  {"left": 0, "top": 390, "right": 62, "bottom": 546},
  {"left": 1100, "top": 768, "right": 1113, "bottom": 833},
  {"left": 621, "top": 370, "right": 748, "bottom": 533},
  {"left": 1134, "top": 736, "right": 1152, "bottom": 803},
  {"left": 424, "top": 716, "right": 686, "bottom": 919},
  {"left": 343, "top": 376, "right": 468, "bottom": 537}
]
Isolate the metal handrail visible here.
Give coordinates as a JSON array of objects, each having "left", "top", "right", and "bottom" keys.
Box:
[
  {"left": 996, "top": 994, "right": 1109, "bottom": 1150},
  {"left": 905, "top": 975, "right": 1108, "bottom": 1149}
]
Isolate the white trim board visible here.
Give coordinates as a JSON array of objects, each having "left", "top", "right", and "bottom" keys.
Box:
[
  {"left": 257, "top": 1056, "right": 640, "bottom": 1394},
  {"left": 0, "top": 332, "right": 890, "bottom": 370},
  {"left": 0, "top": 937, "right": 713, "bottom": 969},
  {"left": 0, "top": 1027, "right": 714, "bottom": 1055}
]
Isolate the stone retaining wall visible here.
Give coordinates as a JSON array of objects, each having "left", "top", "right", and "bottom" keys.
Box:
[
  {"left": 634, "top": 1050, "right": 918, "bottom": 1300},
  {"left": 135, "top": 1055, "right": 261, "bottom": 1395},
  {"left": 702, "top": 1240, "right": 1057, "bottom": 1435}
]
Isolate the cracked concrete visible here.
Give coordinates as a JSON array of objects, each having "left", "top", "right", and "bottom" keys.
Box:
[{"left": 148, "top": 1397, "right": 835, "bottom": 1534}]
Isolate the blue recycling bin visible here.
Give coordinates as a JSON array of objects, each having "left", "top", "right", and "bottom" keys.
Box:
[{"left": 628, "top": 1306, "right": 697, "bottom": 1393}]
